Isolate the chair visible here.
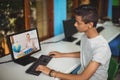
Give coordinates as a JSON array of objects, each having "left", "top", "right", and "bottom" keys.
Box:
[
  {"left": 118, "top": 45, "right": 120, "bottom": 63},
  {"left": 109, "top": 34, "right": 120, "bottom": 57},
  {"left": 108, "top": 57, "right": 119, "bottom": 80}
]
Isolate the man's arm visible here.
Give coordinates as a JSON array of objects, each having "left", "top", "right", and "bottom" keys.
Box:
[
  {"left": 62, "top": 52, "right": 80, "bottom": 58},
  {"left": 49, "top": 51, "right": 80, "bottom": 58},
  {"left": 38, "top": 61, "right": 100, "bottom": 80}
]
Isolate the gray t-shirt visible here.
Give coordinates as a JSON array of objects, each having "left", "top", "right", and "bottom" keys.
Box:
[{"left": 78, "top": 34, "right": 111, "bottom": 80}]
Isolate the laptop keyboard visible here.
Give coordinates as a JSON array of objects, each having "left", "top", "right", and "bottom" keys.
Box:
[{"left": 25, "top": 55, "right": 52, "bottom": 76}]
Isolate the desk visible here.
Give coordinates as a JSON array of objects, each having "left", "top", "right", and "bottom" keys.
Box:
[
  {"left": 100, "top": 21, "right": 120, "bottom": 43},
  {"left": 0, "top": 34, "right": 80, "bottom": 80},
  {"left": 0, "top": 21, "right": 120, "bottom": 80}
]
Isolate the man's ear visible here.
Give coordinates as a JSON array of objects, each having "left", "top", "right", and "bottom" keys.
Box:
[{"left": 88, "top": 22, "right": 94, "bottom": 28}]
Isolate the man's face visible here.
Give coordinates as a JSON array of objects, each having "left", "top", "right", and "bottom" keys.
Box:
[{"left": 74, "top": 15, "right": 89, "bottom": 32}]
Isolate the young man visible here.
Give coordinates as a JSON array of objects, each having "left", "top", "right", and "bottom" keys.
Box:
[{"left": 36, "top": 5, "right": 111, "bottom": 80}]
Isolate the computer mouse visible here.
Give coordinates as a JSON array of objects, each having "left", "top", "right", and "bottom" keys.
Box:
[
  {"left": 96, "top": 26, "right": 104, "bottom": 33},
  {"left": 76, "top": 40, "right": 81, "bottom": 45}
]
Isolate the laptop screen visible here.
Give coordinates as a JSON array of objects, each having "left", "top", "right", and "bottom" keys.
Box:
[{"left": 8, "top": 28, "right": 41, "bottom": 60}]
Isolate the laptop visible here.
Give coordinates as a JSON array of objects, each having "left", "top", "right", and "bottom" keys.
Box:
[{"left": 8, "top": 28, "right": 52, "bottom": 76}]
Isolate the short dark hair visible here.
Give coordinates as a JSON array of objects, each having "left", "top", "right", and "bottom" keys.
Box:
[{"left": 73, "top": 5, "right": 98, "bottom": 27}]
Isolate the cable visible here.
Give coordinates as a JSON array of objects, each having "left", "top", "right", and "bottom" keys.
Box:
[
  {"left": 0, "top": 60, "right": 13, "bottom": 64},
  {"left": 40, "top": 39, "right": 63, "bottom": 45}
]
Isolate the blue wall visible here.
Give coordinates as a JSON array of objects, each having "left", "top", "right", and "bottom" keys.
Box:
[
  {"left": 54, "top": 0, "right": 66, "bottom": 36},
  {"left": 108, "top": 0, "right": 112, "bottom": 18}
]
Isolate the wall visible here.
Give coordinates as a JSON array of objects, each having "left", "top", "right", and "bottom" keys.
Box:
[
  {"left": 54, "top": 0, "right": 66, "bottom": 36},
  {"left": 112, "top": 0, "right": 119, "bottom": 6},
  {"left": 54, "top": 0, "right": 120, "bottom": 35},
  {"left": 108, "top": 0, "right": 119, "bottom": 18},
  {"left": 108, "top": 0, "right": 112, "bottom": 18}
]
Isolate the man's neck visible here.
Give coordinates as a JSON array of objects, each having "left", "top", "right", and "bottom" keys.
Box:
[{"left": 85, "top": 28, "right": 99, "bottom": 39}]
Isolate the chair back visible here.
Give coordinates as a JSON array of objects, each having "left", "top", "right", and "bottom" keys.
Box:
[{"left": 108, "top": 57, "right": 119, "bottom": 80}]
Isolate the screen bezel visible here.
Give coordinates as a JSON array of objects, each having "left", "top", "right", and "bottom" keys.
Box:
[
  {"left": 112, "top": 6, "right": 120, "bottom": 24},
  {"left": 8, "top": 28, "right": 41, "bottom": 62},
  {"left": 63, "top": 18, "right": 77, "bottom": 38},
  {"left": 63, "top": 18, "right": 77, "bottom": 42}
]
